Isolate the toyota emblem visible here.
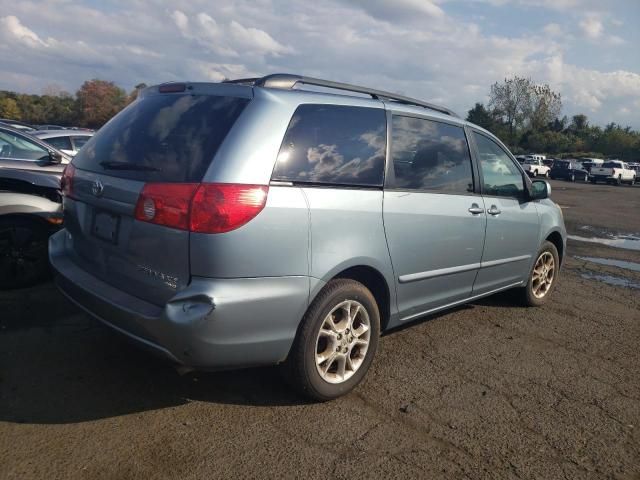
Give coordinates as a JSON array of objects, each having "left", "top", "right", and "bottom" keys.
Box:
[{"left": 92, "top": 179, "right": 104, "bottom": 197}]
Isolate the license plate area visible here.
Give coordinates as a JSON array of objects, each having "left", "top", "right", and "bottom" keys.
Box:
[{"left": 92, "top": 210, "right": 120, "bottom": 244}]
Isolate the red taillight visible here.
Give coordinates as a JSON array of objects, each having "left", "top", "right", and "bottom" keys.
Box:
[
  {"left": 190, "top": 184, "right": 269, "bottom": 233},
  {"left": 134, "top": 183, "right": 268, "bottom": 233},
  {"left": 60, "top": 163, "right": 76, "bottom": 198},
  {"left": 134, "top": 183, "right": 199, "bottom": 230}
]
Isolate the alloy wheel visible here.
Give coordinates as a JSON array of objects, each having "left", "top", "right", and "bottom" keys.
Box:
[
  {"left": 315, "top": 300, "right": 371, "bottom": 384},
  {"left": 531, "top": 251, "right": 555, "bottom": 299}
]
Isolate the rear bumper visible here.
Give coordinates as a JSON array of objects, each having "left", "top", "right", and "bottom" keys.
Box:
[
  {"left": 49, "top": 229, "right": 310, "bottom": 369},
  {"left": 591, "top": 174, "right": 611, "bottom": 182}
]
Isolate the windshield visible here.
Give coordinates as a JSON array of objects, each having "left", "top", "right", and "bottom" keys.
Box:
[{"left": 72, "top": 94, "right": 249, "bottom": 182}]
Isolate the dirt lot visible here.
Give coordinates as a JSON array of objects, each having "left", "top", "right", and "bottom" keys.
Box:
[{"left": 1, "top": 180, "right": 639, "bottom": 479}]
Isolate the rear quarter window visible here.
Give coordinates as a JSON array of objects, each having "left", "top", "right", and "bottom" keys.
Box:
[
  {"left": 72, "top": 94, "right": 249, "bottom": 182},
  {"left": 271, "top": 104, "right": 386, "bottom": 187}
]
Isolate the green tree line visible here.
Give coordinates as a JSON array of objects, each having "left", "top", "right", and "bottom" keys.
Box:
[
  {"left": 0, "top": 79, "right": 146, "bottom": 129},
  {"left": 467, "top": 75, "right": 640, "bottom": 160},
  {"left": 1, "top": 76, "right": 638, "bottom": 160}
]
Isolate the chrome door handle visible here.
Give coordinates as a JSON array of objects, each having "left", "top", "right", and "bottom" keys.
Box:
[
  {"left": 487, "top": 205, "right": 501, "bottom": 216},
  {"left": 468, "top": 203, "right": 484, "bottom": 215}
]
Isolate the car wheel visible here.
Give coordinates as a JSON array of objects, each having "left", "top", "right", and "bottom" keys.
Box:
[
  {"left": 533, "top": 170, "right": 538, "bottom": 177},
  {"left": 519, "top": 241, "right": 559, "bottom": 307},
  {"left": 0, "top": 217, "right": 50, "bottom": 289},
  {"left": 590, "top": 178, "right": 596, "bottom": 184},
  {"left": 616, "top": 175, "right": 622, "bottom": 186},
  {"left": 570, "top": 173, "right": 575, "bottom": 182},
  {"left": 545, "top": 171, "right": 549, "bottom": 178},
  {"left": 583, "top": 174, "right": 589, "bottom": 182},
  {"left": 285, "top": 279, "right": 380, "bottom": 401}
]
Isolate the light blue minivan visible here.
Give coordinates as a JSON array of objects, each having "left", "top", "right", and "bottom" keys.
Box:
[{"left": 50, "top": 74, "right": 566, "bottom": 400}]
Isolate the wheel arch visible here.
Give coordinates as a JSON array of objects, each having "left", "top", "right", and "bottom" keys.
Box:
[
  {"left": 311, "top": 263, "right": 394, "bottom": 332},
  {"left": 545, "top": 230, "right": 564, "bottom": 266}
]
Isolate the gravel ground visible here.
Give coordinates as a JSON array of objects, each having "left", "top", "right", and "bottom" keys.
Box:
[{"left": 1, "top": 179, "right": 639, "bottom": 479}]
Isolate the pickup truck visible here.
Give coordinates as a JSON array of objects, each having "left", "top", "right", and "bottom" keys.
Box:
[
  {"left": 521, "top": 158, "right": 551, "bottom": 177},
  {"left": 590, "top": 161, "right": 636, "bottom": 185}
]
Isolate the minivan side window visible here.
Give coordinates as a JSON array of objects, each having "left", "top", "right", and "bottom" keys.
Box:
[
  {"left": 473, "top": 132, "right": 525, "bottom": 198},
  {"left": 388, "top": 116, "right": 474, "bottom": 194},
  {"left": 271, "top": 104, "right": 386, "bottom": 187}
]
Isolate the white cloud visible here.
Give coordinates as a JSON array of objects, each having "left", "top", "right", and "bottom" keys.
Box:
[
  {"left": 171, "top": 10, "right": 292, "bottom": 58},
  {"left": 561, "top": 68, "right": 640, "bottom": 113},
  {"left": 543, "top": 23, "right": 562, "bottom": 37},
  {"left": 579, "top": 14, "right": 603, "bottom": 39},
  {"left": 171, "top": 10, "right": 189, "bottom": 33},
  {"left": 192, "top": 61, "right": 258, "bottom": 82},
  {"left": 473, "top": 0, "right": 583, "bottom": 10},
  {"left": 0, "top": 15, "right": 47, "bottom": 48},
  {"left": 350, "top": 0, "right": 445, "bottom": 19},
  {"left": 0, "top": 0, "right": 637, "bottom": 127}
]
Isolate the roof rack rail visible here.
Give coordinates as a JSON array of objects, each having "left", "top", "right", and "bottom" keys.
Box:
[
  {"left": 222, "top": 77, "right": 260, "bottom": 85},
  {"left": 223, "top": 73, "right": 458, "bottom": 117}
]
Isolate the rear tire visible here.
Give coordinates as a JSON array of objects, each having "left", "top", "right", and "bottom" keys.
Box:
[
  {"left": 570, "top": 173, "right": 575, "bottom": 182},
  {"left": 583, "top": 174, "right": 588, "bottom": 182},
  {"left": 616, "top": 175, "right": 622, "bottom": 186},
  {"left": 518, "top": 241, "right": 559, "bottom": 307},
  {"left": 0, "top": 217, "right": 51, "bottom": 289},
  {"left": 284, "top": 279, "right": 380, "bottom": 401}
]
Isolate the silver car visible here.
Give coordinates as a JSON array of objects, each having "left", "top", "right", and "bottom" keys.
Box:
[
  {"left": 49, "top": 75, "right": 566, "bottom": 400},
  {"left": 34, "top": 130, "right": 93, "bottom": 157}
]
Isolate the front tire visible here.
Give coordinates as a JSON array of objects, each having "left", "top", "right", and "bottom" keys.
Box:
[
  {"left": 519, "top": 241, "right": 559, "bottom": 307},
  {"left": 285, "top": 279, "right": 380, "bottom": 401}
]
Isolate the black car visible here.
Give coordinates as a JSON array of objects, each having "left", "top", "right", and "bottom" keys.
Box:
[
  {"left": 0, "top": 168, "right": 63, "bottom": 288},
  {"left": 549, "top": 159, "right": 589, "bottom": 182},
  {"left": 0, "top": 124, "right": 70, "bottom": 174}
]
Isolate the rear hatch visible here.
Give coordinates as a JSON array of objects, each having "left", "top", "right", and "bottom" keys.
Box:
[{"left": 64, "top": 86, "right": 250, "bottom": 306}]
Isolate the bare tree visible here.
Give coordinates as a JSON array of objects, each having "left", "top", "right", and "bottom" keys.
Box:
[
  {"left": 489, "top": 76, "right": 533, "bottom": 142},
  {"left": 530, "top": 84, "right": 562, "bottom": 131}
]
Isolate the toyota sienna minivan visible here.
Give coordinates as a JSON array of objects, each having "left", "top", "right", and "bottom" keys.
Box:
[{"left": 50, "top": 74, "right": 566, "bottom": 400}]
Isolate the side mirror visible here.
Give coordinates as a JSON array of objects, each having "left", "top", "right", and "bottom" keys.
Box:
[
  {"left": 530, "top": 179, "right": 550, "bottom": 200},
  {"left": 48, "top": 150, "right": 63, "bottom": 164}
]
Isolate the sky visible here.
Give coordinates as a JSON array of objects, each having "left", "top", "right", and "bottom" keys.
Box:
[{"left": 0, "top": 0, "right": 639, "bottom": 127}]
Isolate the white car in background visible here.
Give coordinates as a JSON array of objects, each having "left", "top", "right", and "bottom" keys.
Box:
[
  {"left": 34, "top": 130, "right": 93, "bottom": 157},
  {"left": 521, "top": 157, "right": 551, "bottom": 177},
  {"left": 590, "top": 160, "right": 637, "bottom": 185}
]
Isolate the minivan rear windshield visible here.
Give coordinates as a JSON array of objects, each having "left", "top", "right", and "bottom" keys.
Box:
[
  {"left": 72, "top": 94, "right": 249, "bottom": 182},
  {"left": 602, "top": 161, "right": 622, "bottom": 168}
]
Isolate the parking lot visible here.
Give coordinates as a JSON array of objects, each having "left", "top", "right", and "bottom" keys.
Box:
[{"left": 1, "top": 180, "right": 638, "bottom": 479}]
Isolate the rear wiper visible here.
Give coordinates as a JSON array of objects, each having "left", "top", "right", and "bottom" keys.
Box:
[{"left": 99, "top": 161, "right": 160, "bottom": 172}]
